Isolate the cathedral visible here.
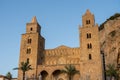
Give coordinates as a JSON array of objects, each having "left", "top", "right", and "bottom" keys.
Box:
[{"left": 18, "top": 10, "right": 104, "bottom": 80}]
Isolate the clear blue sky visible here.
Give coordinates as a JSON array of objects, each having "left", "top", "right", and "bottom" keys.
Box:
[{"left": 0, "top": 0, "right": 120, "bottom": 78}]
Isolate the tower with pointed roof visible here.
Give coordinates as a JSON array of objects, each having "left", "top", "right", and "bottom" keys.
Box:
[
  {"left": 18, "top": 16, "right": 45, "bottom": 80},
  {"left": 79, "top": 9, "right": 103, "bottom": 80}
]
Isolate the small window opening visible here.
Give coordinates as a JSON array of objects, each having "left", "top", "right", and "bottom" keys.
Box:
[
  {"left": 30, "top": 28, "right": 33, "bottom": 31},
  {"left": 27, "top": 48, "right": 31, "bottom": 54},
  {"left": 89, "top": 54, "right": 92, "bottom": 60},
  {"left": 28, "top": 39, "right": 32, "bottom": 44},
  {"left": 86, "top": 20, "right": 90, "bottom": 24},
  {"left": 27, "top": 58, "right": 29, "bottom": 62},
  {"left": 87, "top": 43, "right": 92, "bottom": 49},
  {"left": 87, "top": 33, "right": 91, "bottom": 38},
  {"left": 90, "top": 43, "right": 92, "bottom": 48}
]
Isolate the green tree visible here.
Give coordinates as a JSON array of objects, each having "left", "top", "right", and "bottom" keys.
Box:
[
  {"left": 13, "top": 59, "right": 32, "bottom": 80},
  {"left": 61, "top": 64, "right": 80, "bottom": 80},
  {"left": 6, "top": 72, "right": 12, "bottom": 80},
  {"left": 106, "top": 64, "right": 119, "bottom": 80}
]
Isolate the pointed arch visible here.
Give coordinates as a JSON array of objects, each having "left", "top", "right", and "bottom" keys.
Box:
[
  {"left": 87, "top": 43, "right": 92, "bottom": 49},
  {"left": 40, "top": 70, "right": 48, "bottom": 80},
  {"left": 87, "top": 33, "right": 91, "bottom": 38},
  {"left": 52, "top": 70, "right": 63, "bottom": 80},
  {"left": 89, "top": 54, "right": 92, "bottom": 60},
  {"left": 27, "top": 38, "right": 32, "bottom": 44}
]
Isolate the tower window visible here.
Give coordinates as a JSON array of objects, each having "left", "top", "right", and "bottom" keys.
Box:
[
  {"left": 28, "top": 39, "right": 32, "bottom": 44},
  {"left": 90, "top": 43, "right": 92, "bottom": 48},
  {"left": 87, "top": 33, "right": 91, "bottom": 38},
  {"left": 89, "top": 54, "right": 92, "bottom": 60},
  {"left": 86, "top": 20, "right": 90, "bottom": 24},
  {"left": 87, "top": 43, "right": 92, "bottom": 49},
  {"left": 27, "top": 48, "right": 31, "bottom": 54},
  {"left": 27, "top": 58, "right": 29, "bottom": 62},
  {"left": 30, "top": 28, "right": 33, "bottom": 31}
]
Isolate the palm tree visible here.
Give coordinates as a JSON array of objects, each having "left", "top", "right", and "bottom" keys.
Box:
[
  {"left": 106, "top": 64, "right": 119, "bottom": 80},
  {"left": 13, "top": 59, "right": 32, "bottom": 80},
  {"left": 61, "top": 64, "right": 80, "bottom": 80},
  {"left": 6, "top": 72, "right": 12, "bottom": 80}
]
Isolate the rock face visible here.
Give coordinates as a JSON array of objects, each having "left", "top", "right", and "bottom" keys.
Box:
[{"left": 99, "top": 16, "right": 120, "bottom": 67}]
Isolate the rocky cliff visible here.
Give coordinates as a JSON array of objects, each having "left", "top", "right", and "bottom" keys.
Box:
[{"left": 99, "top": 13, "right": 120, "bottom": 67}]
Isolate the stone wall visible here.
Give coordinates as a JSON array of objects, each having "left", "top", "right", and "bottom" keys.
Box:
[{"left": 44, "top": 46, "right": 80, "bottom": 65}]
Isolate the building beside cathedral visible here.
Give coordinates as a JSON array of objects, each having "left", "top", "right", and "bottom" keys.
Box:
[{"left": 18, "top": 10, "right": 104, "bottom": 80}]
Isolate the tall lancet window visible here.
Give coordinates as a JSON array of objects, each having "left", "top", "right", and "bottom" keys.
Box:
[
  {"left": 27, "top": 48, "right": 31, "bottom": 54},
  {"left": 86, "top": 20, "right": 90, "bottom": 24},
  {"left": 30, "top": 28, "right": 33, "bottom": 31},
  {"left": 87, "top": 33, "right": 91, "bottom": 38},
  {"left": 89, "top": 54, "right": 92, "bottom": 60},
  {"left": 87, "top": 43, "right": 92, "bottom": 49},
  {"left": 28, "top": 38, "right": 32, "bottom": 44}
]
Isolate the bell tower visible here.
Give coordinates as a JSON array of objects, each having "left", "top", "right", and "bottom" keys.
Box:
[
  {"left": 26, "top": 16, "right": 40, "bottom": 34},
  {"left": 18, "top": 17, "right": 45, "bottom": 80},
  {"left": 82, "top": 9, "right": 95, "bottom": 27},
  {"left": 79, "top": 10, "right": 104, "bottom": 80}
]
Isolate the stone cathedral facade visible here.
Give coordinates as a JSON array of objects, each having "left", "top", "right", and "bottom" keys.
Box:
[{"left": 18, "top": 10, "right": 104, "bottom": 80}]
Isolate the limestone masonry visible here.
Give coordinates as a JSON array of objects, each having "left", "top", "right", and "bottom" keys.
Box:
[{"left": 18, "top": 10, "right": 104, "bottom": 80}]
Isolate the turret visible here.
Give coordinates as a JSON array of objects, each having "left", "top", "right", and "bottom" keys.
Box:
[
  {"left": 18, "top": 17, "right": 45, "bottom": 80},
  {"left": 82, "top": 9, "right": 95, "bottom": 27},
  {"left": 79, "top": 10, "right": 104, "bottom": 80}
]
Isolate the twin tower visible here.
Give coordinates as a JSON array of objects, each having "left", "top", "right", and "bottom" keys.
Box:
[{"left": 18, "top": 10, "right": 104, "bottom": 80}]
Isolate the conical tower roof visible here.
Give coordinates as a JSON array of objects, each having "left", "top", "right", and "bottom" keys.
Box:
[
  {"left": 85, "top": 9, "right": 91, "bottom": 14},
  {"left": 31, "top": 16, "right": 37, "bottom": 23}
]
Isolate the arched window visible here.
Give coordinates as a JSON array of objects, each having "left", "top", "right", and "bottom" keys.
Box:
[
  {"left": 87, "top": 43, "right": 92, "bottom": 49},
  {"left": 87, "top": 33, "right": 91, "bottom": 38},
  {"left": 27, "top": 48, "right": 31, "bottom": 54},
  {"left": 30, "top": 28, "right": 33, "bottom": 31},
  {"left": 90, "top": 43, "right": 92, "bottom": 49},
  {"left": 27, "top": 58, "right": 29, "bottom": 62},
  {"left": 86, "top": 20, "right": 90, "bottom": 24},
  {"left": 87, "top": 44, "right": 89, "bottom": 49},
  {"left": 89, "top": 54, "right": 92, "bottom": 60},
  {"left": 28, "top": 39, "right": 32, "bottom": 44}
]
